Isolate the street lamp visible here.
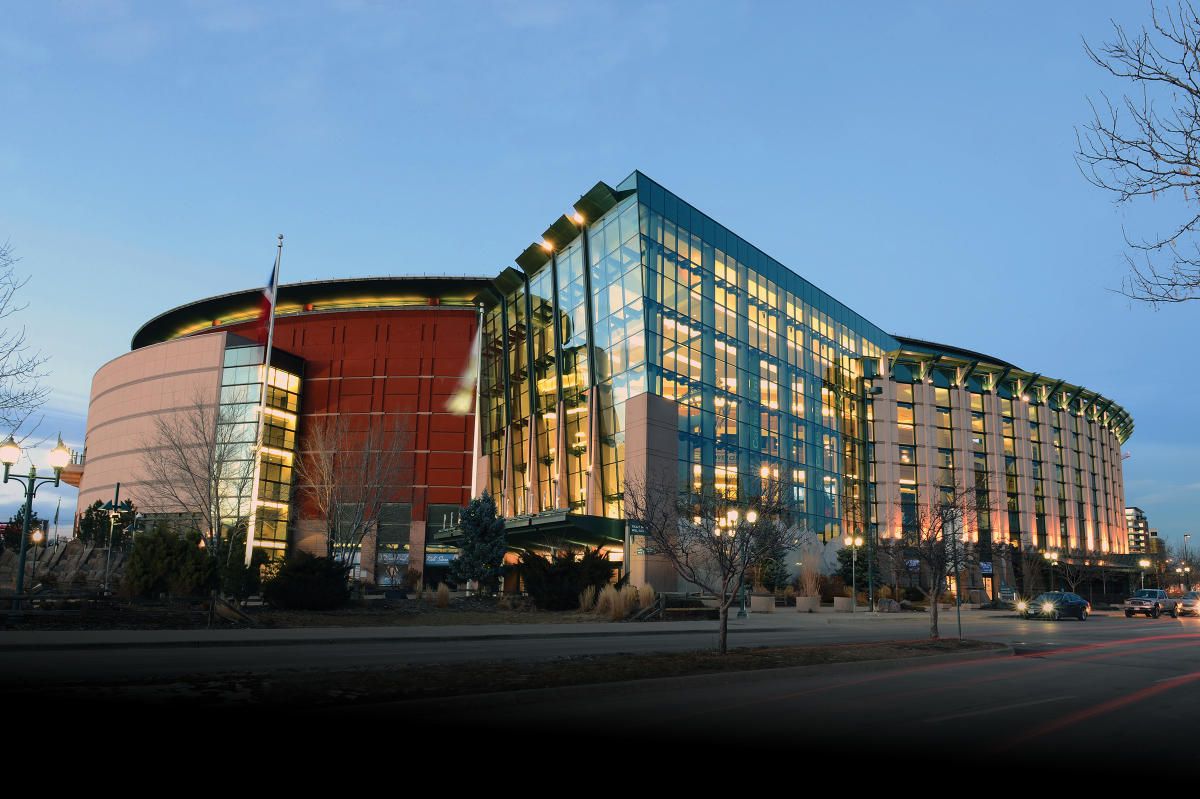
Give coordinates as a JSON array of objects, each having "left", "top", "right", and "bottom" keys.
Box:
[
  {"left": 844, "top": 534, "right": 864, "bottom": 613},
  {"left": 1044, "top": 550, "right": 1059, "bottom": 592},
  {"left": 31, "top": 527, "right": 44, "bottom": 585},
  {"left": 1139, "top": 558, "right": 1151, "bottom": 589},
  {"left": 1, "top": 435, "right": 70, "bottom": 609}
]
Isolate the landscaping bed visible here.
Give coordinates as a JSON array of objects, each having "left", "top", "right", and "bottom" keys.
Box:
[
  {"left": 2, "top": 639, "right": 1005, "bottom": 710},
  {"left": 0, "top": 595, "right": 603, "bottom": 630}
]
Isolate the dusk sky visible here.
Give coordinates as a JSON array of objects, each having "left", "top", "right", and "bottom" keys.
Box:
[{"left": 1, "top": 1, "right": 1195, "bottom": 546}]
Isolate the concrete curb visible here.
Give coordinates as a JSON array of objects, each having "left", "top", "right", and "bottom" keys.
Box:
[
  {"left": 349, "top": 644, "right": 1015, "bottom": 714},
  {"left": 0, "top": 623, "right": 808, "bottom": 652}
]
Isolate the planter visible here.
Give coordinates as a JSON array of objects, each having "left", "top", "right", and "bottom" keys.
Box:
[
  {"left": 833, "top": 596, "right": 854, "bottom": 612},
  {"left": 794, "top": 595, "right": 820, "bottom": 613},
  {"left": 750, "top": 594, "right": 775, "bottom": 613}
]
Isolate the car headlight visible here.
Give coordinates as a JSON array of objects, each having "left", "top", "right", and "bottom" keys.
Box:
[
  {"left": 1016, "top": 601, "right": 1027, "bottom": 612},
  {"left": 1042, "top": 602, "right": 1055, "bottom": 614}
]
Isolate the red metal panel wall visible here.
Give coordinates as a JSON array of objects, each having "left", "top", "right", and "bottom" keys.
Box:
[{"left": 223, "top": 308, "right": 477, "bottom": 524}]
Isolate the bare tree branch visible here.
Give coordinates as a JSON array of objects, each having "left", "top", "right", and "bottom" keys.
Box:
[
  {"left": 292, "top": 414, "right": 412, "bottom": 570},
  {"left": 891, "top": 477, "right": 987, "bottom": 639},
  {"left": 138, "top": 387, "right": 254, "bottom": 556},
  {"left": 0, "top": 242, "right": 49, "bottom": 431},
  {"left": 624, "top": 471, "right": 797, "bottom": 654},
  {"left": 1078, "top": 2, "right": 1200, "bottom": 303}
]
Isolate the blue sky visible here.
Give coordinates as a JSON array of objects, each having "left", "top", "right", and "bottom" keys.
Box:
[{"left": 1, "top": 1, "right": 1195, "bottom": 546}]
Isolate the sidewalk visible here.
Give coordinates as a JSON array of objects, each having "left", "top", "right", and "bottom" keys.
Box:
[{"left": 0, "top": 606, "right": 936, "bottom": 652}]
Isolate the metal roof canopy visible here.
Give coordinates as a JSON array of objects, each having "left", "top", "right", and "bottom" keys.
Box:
[
  {"left": 132, "top": 275, "right": 492, "bottom": 350},
  {"left": 432, "top": 511, "right": 623, "bottom": 551}
]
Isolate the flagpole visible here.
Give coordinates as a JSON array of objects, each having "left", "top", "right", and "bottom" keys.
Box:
[
  {"left": 470, "top": 303, "right": 483, "bottom": 500},
  {"left": 245, "top": 234, "right": 283, "bottom": 566}
]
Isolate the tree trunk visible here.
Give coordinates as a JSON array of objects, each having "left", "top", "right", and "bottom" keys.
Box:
[
  {"left": 929, "top": 587, "right": 941, "bottom": 639},
  {"left": 718, "top": 602, "right": 729, "bottom": 655}
]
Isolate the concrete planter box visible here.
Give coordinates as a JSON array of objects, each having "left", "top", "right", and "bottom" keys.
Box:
[
  {"left": 750, "top": 594, "right": 775, "bottom": 613},
  {"left": 794, "top": 595, "right": 820, "bottom": 613},
  {"left": 833, "top": 596, "right": 854, "bottom": 612}
]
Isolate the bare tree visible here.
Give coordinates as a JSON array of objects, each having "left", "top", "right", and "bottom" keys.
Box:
[
  {"left": 292, "top": 414, "right": 411, "bottom": 572},
  {"left": 1016, "top": 544, "right": 1046, "bottom": 597},
  {"left": 1078, "top": 2, "right": 1200, "bottom": 303},
  {"left": 0, "top": 242, "right": 49, "bottom": 432},
  {"left": 624, "top": 472, "right": 794, "bottom": 655},
  {"left": 1058, "top": 550, "right": 1093, "bottom": 594},
  {"left": 139, "top": 388, "right": 255, "bottom": 559},
  {"left": 895, "top": 480, "right": 985, "bottom": 639}
]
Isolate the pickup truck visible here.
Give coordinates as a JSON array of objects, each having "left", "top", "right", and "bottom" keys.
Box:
[{"left": 1123, "top": 588, "right": 1179, "bottom": 618}]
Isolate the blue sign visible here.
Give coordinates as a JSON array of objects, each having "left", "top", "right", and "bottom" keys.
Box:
[
  {"left": 980, "top": 562, "right": 993, "bottom": 575},
  {"left": 906, "top": 559, "right": 920, "bottom": 572}
]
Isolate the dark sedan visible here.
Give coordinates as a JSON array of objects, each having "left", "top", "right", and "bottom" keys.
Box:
[{"left": 1016, "top": 592, "right": 1090, "bottom": 621}]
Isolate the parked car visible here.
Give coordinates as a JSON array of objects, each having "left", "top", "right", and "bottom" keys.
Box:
[
  {"left": 1178, "top": 591, "right": 1200, "bottom": 616},
  {"left": 1017, "top": 592, "right": 1091, "bottom": 621},
  {"left": 1122, "top": 588, "right": 1179, "bottom": 618}
]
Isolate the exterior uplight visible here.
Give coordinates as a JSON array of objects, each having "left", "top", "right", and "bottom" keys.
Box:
[{"left": 540, "top": 239, "right": 553, "bottom": 252}]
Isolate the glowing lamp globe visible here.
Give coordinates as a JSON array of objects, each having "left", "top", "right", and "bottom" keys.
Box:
[
  {"left": 0, "top": 436, "right": 19, "bottom": 466},
  {"left": 48, "top": 437, "right": 71, "bottom": 471}
]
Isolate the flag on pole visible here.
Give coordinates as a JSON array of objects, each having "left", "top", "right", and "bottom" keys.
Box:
[
  {"left": 255, "top": 265, "right": 279, "bottom": 343},
  {"left": 447, "top": 324, "right": 481, "bottom": 415}
]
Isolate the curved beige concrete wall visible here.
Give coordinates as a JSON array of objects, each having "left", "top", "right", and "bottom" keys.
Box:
[
  {"left": 872, "top": 378, "right": 1128, "bottom": 556},
  {"left": 75, "top": 333, "right": 226, "bottom": 515}
]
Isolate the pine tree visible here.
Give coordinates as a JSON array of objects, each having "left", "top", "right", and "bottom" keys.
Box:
[{"left": 449, "top": 491, "right": 507, "bottom": 592}]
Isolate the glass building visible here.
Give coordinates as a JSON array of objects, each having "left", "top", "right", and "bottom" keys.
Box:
[
  {"left": 477, "top": 171, "right": 899, "bottom": 558},
  {"left": 472, "top": 171, "right": 1134, "bottom": 590},
  {"left": 219, "top": 338, "right": 303, "bottom": 557}
]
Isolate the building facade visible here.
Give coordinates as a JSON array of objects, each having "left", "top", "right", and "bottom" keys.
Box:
[
  {"left": 73, "top": 277, "right": 487, "bottom": 583},
  {"left": 1126, "top": 506, "right": 1150, "bottom": 554},
  {"left": 70, "top": 171, "right": 1135, "bottom": 591}
]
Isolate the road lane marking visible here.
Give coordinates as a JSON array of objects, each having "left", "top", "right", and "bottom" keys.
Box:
[{"left": 922, "top": 695, "right": 1075, "bottom": 724}]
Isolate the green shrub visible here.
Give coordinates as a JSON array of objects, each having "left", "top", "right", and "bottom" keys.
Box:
[
  {"left": 218, "top": 528, "right": 269, "bottom": 600},
  {"left": 262, "top": 553, "right": 350, "bottom": 610},
  {"left": 517, "top": 547, "right": 613, "bottom": 610},
  {"left": 122, "top": 527, "right": 215, "bottom": 598}
]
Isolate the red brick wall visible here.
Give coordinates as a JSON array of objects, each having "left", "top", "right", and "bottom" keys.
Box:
[{"left": 224, "top": 308, "right": 478, "bottom": 524}]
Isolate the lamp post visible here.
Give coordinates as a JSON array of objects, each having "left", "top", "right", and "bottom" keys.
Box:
[
  {"left": 1185, "top": 533, "right": 1192, "bottom": 590},
  {"left": 1, "top": 435, "right": 71, "bottom": 609},
  {"left": 1139, "top": 559, "right": 1151, "bottom": 589},
  {"left": 1044, "top": 550, "right": 1059, "bottom": 592},
  {"left": 844, "top": 534, "right": 864, "bottom": 612},
  {"left": 31, "top": 528, "right": 44, "bottom": 586}
]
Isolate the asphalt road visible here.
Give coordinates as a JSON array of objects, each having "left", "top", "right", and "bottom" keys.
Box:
[
  {"left": 5, "top": 612, "right": 1197, "bottom": 775},
  {"left": 362, "top": 613, "right": 1200, "bottom": 776},
  {"left": 3, "top": 611, "right": 1197, "bottom": 683}
]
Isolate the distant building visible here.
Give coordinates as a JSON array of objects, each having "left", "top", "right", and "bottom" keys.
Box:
[
  {"left": 1126, "top": 506, "right": 1150, "bottom": 553},
  {"left": 1149, "top": 528, "right": 1166, "bottom": 556}
]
